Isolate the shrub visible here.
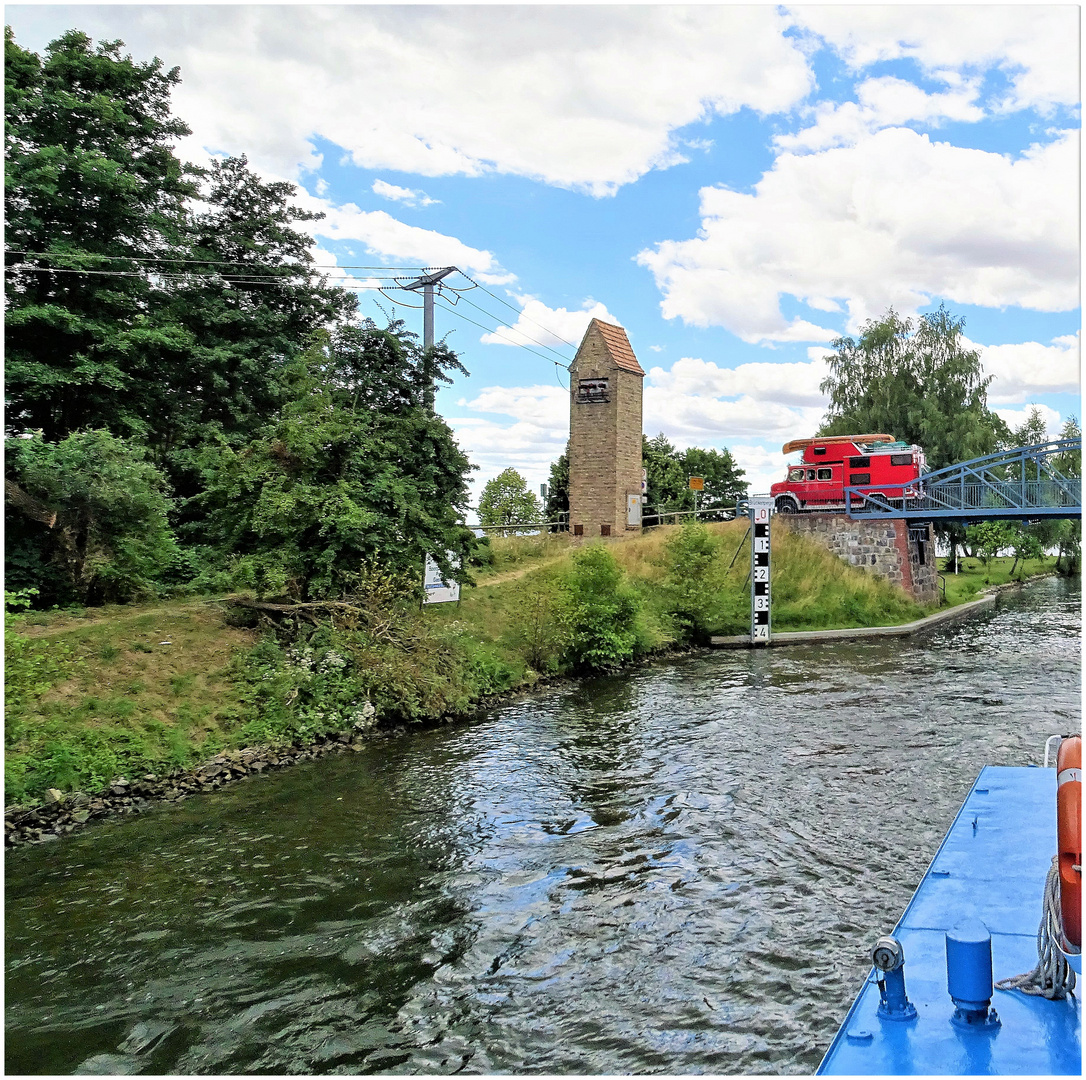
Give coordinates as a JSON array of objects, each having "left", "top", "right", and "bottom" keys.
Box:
[
  {"left": 659, "top": 521, "right": 724, "bottom": 643},
  {"left": 559, "top": 545, "right": 644, "bottom": 671}
]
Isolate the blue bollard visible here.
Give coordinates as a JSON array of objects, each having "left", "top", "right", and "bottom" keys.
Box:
[{"left": 946, "top": 920, "right": 1001, "bottom": 1031}]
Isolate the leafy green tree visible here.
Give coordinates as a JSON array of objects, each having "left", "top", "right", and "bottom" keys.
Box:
[
  {"left": 818, "top": 305, "right": 1009, "bottom": 470},
  {"left": 965, "top": 521, "right": 1014, "bottom": 570},
  {"left": 160, "top": 155, "right": 357, "bottom": 496},
  {"left": 1005, "top": 524, "right": 1044, "bottom": 577},
  {"left": 641, "top": 434, "right": 747, "bottom": 519},
  {"left": 5, "top": 28, "right": 199, "bottom": 441},
  {"left": 5, "top": 430, "right": 180, "bottom": 605},
  {"left": 1052, "top": 416, "right": 1082, "bottom": 575},
  {"left": 544, "top": 446, "right": 569, "bottom": 529},
  {"left": 819, "top": 305, "right": 1009, "bottom": 569},
  {"left": 478, "top": 468, "right": 541, "bottom": 535},
  {"left": 197, "top": 327, "right": 475, "bottom": 599}
]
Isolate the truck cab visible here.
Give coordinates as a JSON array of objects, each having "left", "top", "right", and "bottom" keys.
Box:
[{"left": 770, "top": 434, "right": 925, "bottom": 514}]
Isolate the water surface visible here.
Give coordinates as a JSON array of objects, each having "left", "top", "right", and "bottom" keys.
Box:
[{"left": 6, "top": 578, "right": 1080, "bottom": 1074}]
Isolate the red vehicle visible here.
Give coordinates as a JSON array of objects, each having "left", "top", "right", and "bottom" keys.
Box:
[{"left": 770, "top": 433, "right": 926, "bottom": 514}]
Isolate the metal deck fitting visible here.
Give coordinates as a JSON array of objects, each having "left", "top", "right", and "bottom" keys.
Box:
[{"left": 818, "top": 766, "right": 1082, "bottom": 1075}]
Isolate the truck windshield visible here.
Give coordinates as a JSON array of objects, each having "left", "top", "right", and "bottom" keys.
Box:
[{"left": 788, "top": 468, "right": 804, "bottom": 481}]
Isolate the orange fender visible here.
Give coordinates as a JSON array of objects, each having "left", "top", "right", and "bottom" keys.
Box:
[{"left": 1057, "top": 735, "right": 1081, "bottom": 949}]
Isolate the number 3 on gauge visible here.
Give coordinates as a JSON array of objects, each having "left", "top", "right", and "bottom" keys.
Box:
[{"left": 754, "top": 566, "right": 769, "bottom": 583}]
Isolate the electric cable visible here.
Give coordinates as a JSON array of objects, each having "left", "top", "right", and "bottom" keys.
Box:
[
  {"left": 5, "top": 249, "right": 424, "bottom": 272},
  {"left": 446, "top": 290, "right": 574, "bottom": 365},
  {"left": 433, "top": 294, "right": 571, "bottom": 371},
  {"left": 455, "top": 268, "right": 581, "bottom": 350}
]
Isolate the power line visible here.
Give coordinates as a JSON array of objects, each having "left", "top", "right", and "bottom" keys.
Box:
[
  {"left": 5, "top": 249, "right": 425, "bottom": 272},
  {"left": 456, "top": 269, "right": 581, "bottom": 351},
  {"left": 5, "top": 264, "right": 400, "bottom": 287},
  {"left": 6, "top": 251, "right": 583, "bottom": 374},
  {"left": 433, "top": 294, "right": 571, "bottom": 371},
  {"left": 444, "top": 290, "right": 574, "bottom": 365}
]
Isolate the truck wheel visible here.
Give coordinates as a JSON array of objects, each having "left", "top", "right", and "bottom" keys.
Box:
[{"left": 776, "top": 496, "right": 799, "bottom": 514}]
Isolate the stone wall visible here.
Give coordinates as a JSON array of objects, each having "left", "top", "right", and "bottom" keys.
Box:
[{"left": 778, "top": 514, "right": 938, "bottom": 603}]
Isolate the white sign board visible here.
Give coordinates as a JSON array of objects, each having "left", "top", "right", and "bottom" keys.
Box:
[{"left": 423, "top": 552, "right": 461, "bottom": 604}]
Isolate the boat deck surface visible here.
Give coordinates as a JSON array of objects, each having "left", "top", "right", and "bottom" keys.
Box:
[{"left": 818, "top": 765, "right": 1082, "bottom": 1075}]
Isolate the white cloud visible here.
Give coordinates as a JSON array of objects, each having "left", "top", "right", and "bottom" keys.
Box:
[
  {"left": 479, "top": 297, "right": 620, "bottom": 351},
  {"left": 647, "top": 356, "right": 828, "bottom": 407},
  {"left": 448, "top": 383, "right": 570, "bottom": 508},
  {"left": 992, "top": 404, "right": 1065, "bottom": 440},
  {"left": 972, "top": 332, "right": 1081, "bottom": 404},
  {"left": 641, "top": 357, "right": 826, "bottom": 456},
  {"left": 289, "top": 189, "right": 503, "bottom": 276},
  {"left": 459, "top": 385, "right": 569, "bottom": 429},
  {"left": 372, "top": 179, "right": 440, "bottom": 208},
  {"left": 777, "top": 76, "right": 985, "bottom": 153},
  {"left": 638, "top": 128, "right": 1078, "bottom": 341},
  {"left": 727, "top": 442, "right": 791, "bottom": 497},
  {"left": 308, "top": 246, "right": 384, "bottom": 293},
  {"left": 11, "top": 6, "right": 813, "bottom": 196},
  {"left": 790, "top": 6, "right": 1079, "bottom": 114}
]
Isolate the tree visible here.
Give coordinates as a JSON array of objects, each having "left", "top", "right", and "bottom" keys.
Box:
[
  {"left": 478, "top": 468, "right": 541, "bottom": 535},
  {"left": 819, "top": 305, "right": 1009, "bottom": 570},
  {"left": 5, "top": 430, "right": 180, "bottom": 605},
  {"left": 1005, "top": 524, "right": 1044, "bottom": 577},
  {"left": 1052, "top": 416, "right": 1082, "bottom": 575},
  {"left": 5, "top": 28, "right": 199, "bottom": 442},
  {"left": 818, "top": 305, "right": 1009, "bottom": 470},
  {"left": 965, "top": 521, "right": 1014, "bottom": 570},
  {"left": 197, "top": 326, "right": 476, "bottom": 599},
  {"left": 159, "top": 155, "right": 357, "bottom": 495},
  {"left": 559, "top": 546, "right": 644, "bottom": 671},
  {"left": 641, "top": 434, "right": 747, "bottom": 520},
  {"left": 4, "top": 30, "right": 357, "bottom": 492},
  {"left": 544, "top": 447, "right": 569, "bottom": 529}
]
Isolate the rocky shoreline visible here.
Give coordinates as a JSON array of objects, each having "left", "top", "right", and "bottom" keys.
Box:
[
  {"left": 4, "top": 728, "right": 407, "bottom": 849},
  {"left": 4, "top": 642, "right": 703, "bottom": 851}
]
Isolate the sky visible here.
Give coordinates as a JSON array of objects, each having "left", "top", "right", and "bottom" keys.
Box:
[{"left": 7, "top": 4, "right": 1081, "bottom": 507}]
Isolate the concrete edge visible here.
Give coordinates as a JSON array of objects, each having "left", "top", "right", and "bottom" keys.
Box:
[{"left": 709, "top": 593, "right": 998, "bottom": 649}]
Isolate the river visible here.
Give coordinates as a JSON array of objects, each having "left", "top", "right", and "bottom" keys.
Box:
[{"left": 5, "top": 577, "right": 1080, "bottom": 1075}]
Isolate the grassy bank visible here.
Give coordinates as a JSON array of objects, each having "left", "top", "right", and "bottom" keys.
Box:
[{"left": 5, "top": 522, "right": 1060, "bottom": 809}]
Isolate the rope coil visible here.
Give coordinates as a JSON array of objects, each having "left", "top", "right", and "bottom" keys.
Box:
[{"left": 995, "top": 855, "right": 1077, "bottom": 999}]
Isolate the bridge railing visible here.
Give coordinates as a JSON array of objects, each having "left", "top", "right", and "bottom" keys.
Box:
[
  {"left": 843, "top": 438, "right": 1081, "bottom": 521},
  {"left": 845, "top": 479, "right": 1080, "bottom": 517}
]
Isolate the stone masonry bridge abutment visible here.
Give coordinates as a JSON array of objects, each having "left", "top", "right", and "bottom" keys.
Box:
[{"left": 778, "top": 514, "right": 938, "bottom": 604}]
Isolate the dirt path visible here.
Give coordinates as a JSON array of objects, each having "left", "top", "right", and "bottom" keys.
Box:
[{"left": 475, "top": 555, "right": 569, "bottom": 587}]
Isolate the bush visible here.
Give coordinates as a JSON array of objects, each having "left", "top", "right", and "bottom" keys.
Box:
[
  {"left": 559, "top": 545, "right": 645, "bottom": 672},
  {"left": 659, "top": 521, "right": 724, "bottom": 643},
  {"left": 515, "top": 579, "right": 568, "bottom": 673}
]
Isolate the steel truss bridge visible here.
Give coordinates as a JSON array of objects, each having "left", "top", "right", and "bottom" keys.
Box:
[{"left": 843, "top": 438, "right": 1082, "bottom": 522}]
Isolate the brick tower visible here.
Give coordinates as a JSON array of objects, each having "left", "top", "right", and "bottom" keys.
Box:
[{"left": 568, "top": 319, "right": 645, "bottom": 537}]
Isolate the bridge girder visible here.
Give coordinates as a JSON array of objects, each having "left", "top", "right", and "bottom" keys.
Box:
[{"left": 843, "top": 438, "right": 1082, "bottom": 522}]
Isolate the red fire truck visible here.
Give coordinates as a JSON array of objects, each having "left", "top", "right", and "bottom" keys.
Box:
[{"left": 770, "top": 433, "right": 926, "bottom": 513}]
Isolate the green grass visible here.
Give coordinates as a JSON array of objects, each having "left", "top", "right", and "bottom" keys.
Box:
[
  {"left": 938, "top": 555, "right": 1054, "bottom": 605},
  {"left": 6, "top": 531, "right": 1057, "bottom": 809}
]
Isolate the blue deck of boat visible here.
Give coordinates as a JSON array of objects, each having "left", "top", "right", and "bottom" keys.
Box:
[{"left": 818, "top": 765, "right": 1082, "bottom": 1075}]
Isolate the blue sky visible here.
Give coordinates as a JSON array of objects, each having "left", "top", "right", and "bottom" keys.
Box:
[{"left": 8, "top": 5, "right": 1080, "bottom": 505}]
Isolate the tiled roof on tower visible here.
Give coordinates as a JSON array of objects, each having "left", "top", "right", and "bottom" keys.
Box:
[{"left": 583, "top": 319, "right": 644, "bottom": 376}]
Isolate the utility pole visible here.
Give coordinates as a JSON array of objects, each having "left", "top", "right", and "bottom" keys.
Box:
[{"left": 401, "top": 267, "right": 457, "bottom": 408}]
